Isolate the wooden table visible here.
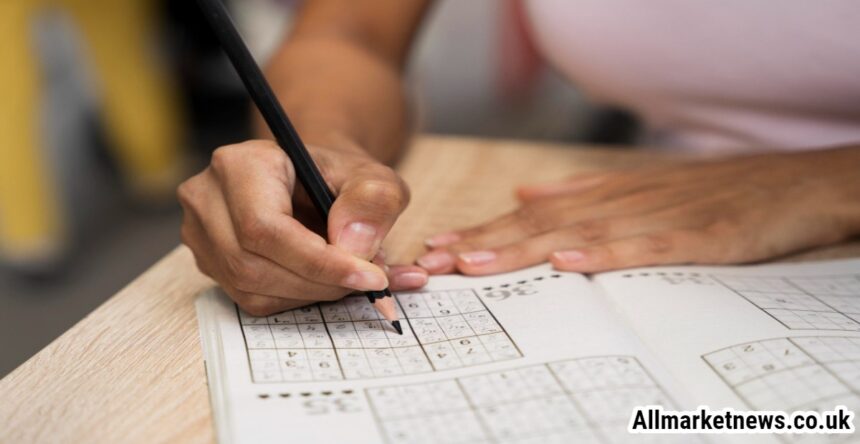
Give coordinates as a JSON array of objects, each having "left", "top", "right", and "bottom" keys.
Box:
[{"left": 2, "top": 136, "right": 858, "bottom": 443}]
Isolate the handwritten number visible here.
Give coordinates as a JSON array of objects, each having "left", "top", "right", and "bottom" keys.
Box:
[
  {"left": 482, "top": 284, "right": 538, "bottom": 301},
  {"left": 303, "top": 397, "right": 361, "bottom": 415}
]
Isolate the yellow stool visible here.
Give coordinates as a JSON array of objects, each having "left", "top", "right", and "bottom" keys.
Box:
[{"left": 0, "top": 0, "right": 182, "bottom": 265}]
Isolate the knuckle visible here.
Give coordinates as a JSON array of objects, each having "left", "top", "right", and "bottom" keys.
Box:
[
  {"left": 210, "top": 146, "right": 235, "bottom": 173},
  {"left": 176, "top": 175, "right": 202, "bottom": 209},
  {"left": 176, "top": 181, "right": 192, "bottom": 207},
  {"left": 355, "top": 179, "right": 409, "bottom": 213},
  {"left": 393, "top": 175, "right": 411, "bottom": 208},
  {"left": 570, "top": 219, "right": 609, "bottom": 243}
]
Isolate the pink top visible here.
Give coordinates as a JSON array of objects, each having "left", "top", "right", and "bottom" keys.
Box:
[{"left": 523, "top": 0, "right": 860, "bottom": 153}]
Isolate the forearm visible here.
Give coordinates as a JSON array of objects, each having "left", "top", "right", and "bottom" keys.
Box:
[
  {"left": 263, "top": 37, "right": 409, "bottom": 164},
  {"left": 258, "top": 0, "right": 432, "bottom": 165}
]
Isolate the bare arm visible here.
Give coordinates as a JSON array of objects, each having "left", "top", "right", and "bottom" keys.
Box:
[
  {"left": 260, "top": 0, "right": 433, "bottom": 163},
  {"left": 179, "top": 0, "right": 434, "bottom": 315}
]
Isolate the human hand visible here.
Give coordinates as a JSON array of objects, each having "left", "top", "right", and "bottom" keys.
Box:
[
  {"left": 416, "top": 147, "right": 860, "bottom": 275},
  {"left": 179, "top": 140, "right": 427, "bottom": 315}
]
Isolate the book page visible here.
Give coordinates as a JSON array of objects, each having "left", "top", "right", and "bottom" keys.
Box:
[
  {"left": 595, "top": 258, "right": 860, "bottom": 439},
  {"left": 197, "top": 265, "right": 695, "bottom": 444}
]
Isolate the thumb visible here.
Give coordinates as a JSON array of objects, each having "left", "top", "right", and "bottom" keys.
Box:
[{"left": 328, "top": 167, "right": 410, "bottom": 260}]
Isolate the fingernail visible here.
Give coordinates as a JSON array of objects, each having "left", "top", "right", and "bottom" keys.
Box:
[
  {"left": 424, "top": 232, "right": 460, "bottom": 248},
  {"left": 337, "top": 222, "right": 378, "bottom": 258},
  {"left": 391, "top": 271, "right": 428, "bottom": 289},
  {"left": 342, "top": 270, "right": 388, "bottom": 291},
  {"left": 552, "top": 250, "right": 586, "bottom": 263},
  {"left": 458, "top": 251, "right": 497, "bottom": 266},
  {"left": 416, "top": 250, "right": 455, "bottom": 271}
]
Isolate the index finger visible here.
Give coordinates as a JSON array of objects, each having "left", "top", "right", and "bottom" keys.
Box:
[{"left": 210, "top": 141, "right": 388, "bottom": 291}]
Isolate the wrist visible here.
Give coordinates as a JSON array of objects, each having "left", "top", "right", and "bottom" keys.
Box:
[
  {"left": 304, "top": 129, "right": 368, "bottom": 158},
  {"left": 304, "top": 126, "right": 405, "bottom": 166},
  {"left": 254, "top": 117, "right": 375, "bottom": 162}
]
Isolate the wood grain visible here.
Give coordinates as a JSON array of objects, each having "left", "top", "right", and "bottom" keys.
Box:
[{"left": 1, "top": 135, "right": 857, "bottom": 443}]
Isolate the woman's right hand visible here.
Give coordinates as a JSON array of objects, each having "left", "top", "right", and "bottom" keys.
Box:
[{"left": 178, "top": 139, "right": 428, "bottom": 316}]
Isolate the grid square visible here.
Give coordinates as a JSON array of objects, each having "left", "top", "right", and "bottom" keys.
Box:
[
  {"left": 366, "top": 357, "right": 692, "bottom": 444},
  {"left": 713, "top": 274, "right": 860, "bottom": 331},
  {"left": 238, "top": 289, "right": 521, "bottom": 382},
  {"left": 704, "top": 337, "right": 860, "bottom": 414}
]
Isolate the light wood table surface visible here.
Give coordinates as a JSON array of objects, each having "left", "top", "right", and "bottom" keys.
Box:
[{"left": 1, "top": 136, "right": 858, "bottom": 443}]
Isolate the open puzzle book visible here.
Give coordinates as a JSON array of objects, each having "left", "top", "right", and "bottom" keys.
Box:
[{"left": 196, "top": 258, "right": 860, "bottom": 444}]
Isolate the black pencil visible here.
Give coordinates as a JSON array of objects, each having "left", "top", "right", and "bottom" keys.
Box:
[{"left": 196, "top": 0, "right": 402, "bottom": 335}]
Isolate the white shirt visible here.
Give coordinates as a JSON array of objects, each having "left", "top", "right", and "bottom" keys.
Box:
[{"left": 524, "top": 0, "right": 860, "bottom": 152}]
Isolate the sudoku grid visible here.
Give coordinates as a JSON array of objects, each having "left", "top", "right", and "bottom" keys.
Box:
[
  {"left": 238, "top": 289, "right": 521, "bottom": 383},
  {"left": 704, "top": 337, "right": 860, "bottom": 415},
  {"left": 712, "top": 274, "right": 860, "bottom": 331},
  {"left": 366, "top": 356, "right": 692, "bottom": 444}
]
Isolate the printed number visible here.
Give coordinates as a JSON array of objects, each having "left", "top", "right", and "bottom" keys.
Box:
[
  {"left": 482, "top": 284, "right": 538, "bottom": 301},
  {"left": 303, "top": 397, "right": 362, "bottom": 415}
]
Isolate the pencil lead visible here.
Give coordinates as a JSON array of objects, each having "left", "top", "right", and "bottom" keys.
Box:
[{"left": 391, "top": 320, "right": 403, "bottom": 335}]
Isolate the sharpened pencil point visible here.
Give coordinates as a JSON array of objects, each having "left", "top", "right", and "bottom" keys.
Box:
[{"left": 391, "top": 320, "right": 403, "bottom": 335}]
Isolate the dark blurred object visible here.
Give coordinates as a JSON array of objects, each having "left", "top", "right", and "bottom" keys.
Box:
[
  {"left": 585, "top": 108, "right": 640, "bottom": 146},
  {"left": 164, "top": 0, "right": 253, "bottom": 154}
]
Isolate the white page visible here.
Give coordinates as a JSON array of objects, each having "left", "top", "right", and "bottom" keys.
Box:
[
  {"left": 596, "top": 258, "right": 860, "bottom": 443},
  {"left": 196, "top": 264, "right": 696, "bottom": 444}
]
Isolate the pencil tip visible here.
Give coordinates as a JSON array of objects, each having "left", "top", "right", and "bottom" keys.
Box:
[{"left": 391, "top": 320, "right": 403, "bottom": 335}]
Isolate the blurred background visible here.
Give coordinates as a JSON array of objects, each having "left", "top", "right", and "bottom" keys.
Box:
[{"left": 0, "top": 0, "right": 636, "bottom": 377}]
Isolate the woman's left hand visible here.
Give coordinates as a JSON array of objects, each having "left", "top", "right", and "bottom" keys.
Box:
[{"left": 416, "top": 147, "right": 860, "bottom": 275}]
